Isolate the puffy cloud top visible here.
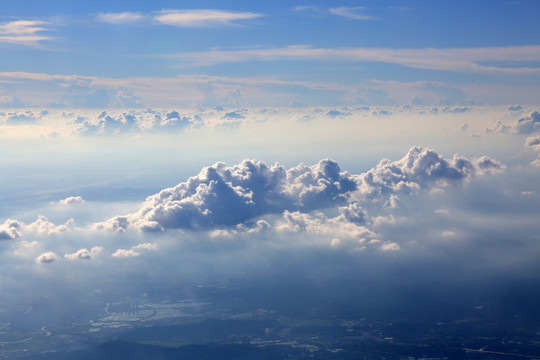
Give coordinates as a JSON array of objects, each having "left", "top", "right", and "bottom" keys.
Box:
[
  {"left": 119, "top": 158, "right": 356, "bottom": 231},
  {"left": 354, "top": 147, "right": 476, "bottom": 200},
  {"left": 35, "top": 251, "right": 58, "bottom": 264},
  {"left": 0, "top": 219, "right": 23, "bottom": 240},
  {"left": 492, "top": 111, "right": 540, "bottom": 134},
  {"left": 57, "top": 196, "right": 85, "bottom": 205},
  {"left": 97, "top": 147, "right": 502, "bottom": 233}
]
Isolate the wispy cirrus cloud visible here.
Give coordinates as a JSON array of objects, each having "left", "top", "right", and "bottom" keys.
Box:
[
  {"left": 329, "top": 7, "right": 378, "bottom": 20},
  {"left": 154, "top": 9, "right": 262, "bottom": 27},
  {"left": 164, "top": 44, "right": 540, "bottom": 75},
  {"left": 96, "top": 9, "right": 263, "bottom": 27},
  {"left": 96, "top": 12, "right": 144, "bottom": 24},
  {"left": 0, "top": 20, "right": 53, "bottom": 46},
  {"left": 294, "top": 5, "right": 378, "bottom": 20}
]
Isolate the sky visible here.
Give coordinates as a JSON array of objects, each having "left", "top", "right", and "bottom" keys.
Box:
[{"left": 0, "top": 0, "right": 540, "bottom": 356}]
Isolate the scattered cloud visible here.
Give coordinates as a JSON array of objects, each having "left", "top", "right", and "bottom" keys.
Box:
[
  {"left": 329, "top": 7, "right": 378, "bottom": 20},
  {"left": 35, "top": 251, "right": 58, "bottom": 263},
  {"left": 154, "top": 9, "right": 262, "bottom": 28},
  {"left": 64, "top": 246, "right": 103, "bottom": 260},
  {"left": 0, "top": 219, "right": 23, "bottom": 240},
  {"left": 112, "top": 243, "right": 158, "bottom": 258},
  {"left": 56, "top": 196, "right": 85, "bottom": 206},
  {"left": 489, "top": 111, "right": 540, "bottom": 134},
  {"left": 0, "top": 20, "right": 54, "bottom": 46},
  {"left": 96, "top": 12, "right": 143, "bottom": 24},
  {"left": 2, "top": 110, "right": 49, "bottom": 125}
]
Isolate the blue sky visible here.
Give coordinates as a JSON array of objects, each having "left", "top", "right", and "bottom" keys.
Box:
[{"left": 1, "top": 0, "right": 540, "bottom": 107}]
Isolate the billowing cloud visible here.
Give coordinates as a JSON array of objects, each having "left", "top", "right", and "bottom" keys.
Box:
[
  {"left": 64, "top": 246, "right": 103, "bottom": 260},
  {"left": 112, "top": 243, "right": 158, "bottom": 258},
  {"left": 2, "top": 110, "right": 49, "bottom": 125},
  {"left": 56, "top": 196, "right": 85, "bottom": 206},
  {"left": 95, "top": 147, "right": 502, "bottom": 233},
  {"left": 526, "top": 135, "right": 540, "bottom": 151},
  {"left": 490, "top": 111, "right": 540, "bottom": 134},
  {"left": 154, "top": 9, "right": 262, "bottom": 28},
  {"left": 73, "top": 109, "right": 196, "bottom": 135},
  {"left": 0, "top": 216, "right": 73, "bottom": 240},
  {"left": 0, "top": 219, "right": 23, "bottom": 240},
  {"left": 525, "top": 135, "right": 540, "bottom": 167},
  {"left": 35, "top": 251, "right": 58, "bottom": 263}
]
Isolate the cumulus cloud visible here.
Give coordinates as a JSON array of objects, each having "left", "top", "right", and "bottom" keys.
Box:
[
  {"left": 525, "top": 135, "right": 540, "bottom": 151},
  {"left": 56, "top": 196, "right": 85, "bottom": 206},
  {"left": 35, "top": 251, "right": 58, "bottom": 264},
  {"left": 25, "top": 216, "right": 73, "bottom": 236},
  {"left": 0, "top": 219, "right": 23, "bottom": 240},
  {"left": 64, "top": 247, "right": 103, "bottom": 260},
  {"left": 490, "top": 111, "right": 540, "bottom": 134},
  {"left": 0, "top": 216, "right": 73, "bottom": 241},
  {"left": 73, "top": 109, "right": 196, "bottom": 135},
  {"left": 525, "top": 135, "right": 540, "bottom": 166},
  {"left": 95, "top": 147, "right": 502, "bottom": 234},
  {"left": 473, "top": 156, "right": 506, "bottom": 175},
  {"left": 353, "top": 147, "right": 479, "bottom": 201},
  {"left": 2, "top": 110, "right": 48, "bottom": 125},
  {"left": 112, "top": 243, "right": 157, "bottom": 258}
]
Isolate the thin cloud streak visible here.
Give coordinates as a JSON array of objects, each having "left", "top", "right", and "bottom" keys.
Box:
[
  {"left": 329, "top": 7, "right": 378, "bottom": 20},
  {"left": 154, "top": 9, "right": 262, "bottom": 27},
  {"left": 0, "top": 20, "right": 53, "bottom": 46},
  {"left": 96, "top": 12, "right": 144, "bottom": 24},
  {"left": 165, "top": 45, "right": 540, "bottom": 75}
]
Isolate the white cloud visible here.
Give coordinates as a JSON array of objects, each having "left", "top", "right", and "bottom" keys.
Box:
[
  {"left": 329, "top": 7, "right": 377, "bottom": 20},
  {"left": 154, "top": 9, "right": 262, "bottom": 28},
  {"left": 490, "top": 111, "right": 540, "bottom": 134},
  {"left": 97, "top": 12, "right": 144, "bottom": 24},
  {"left": 0, "top": 20, "right": 53, "bottom": 46},
  {"left": 2, "top": 110, "right": 49, "bottom": 125},
  {"left": 73, "top": 109, "right": 196, "bottom": 135},
  {"left": 169, "top": 45, "right": 540, "bottom": 75},
  {"left": 64, "top": 246, "right": 103, "bottom": 260},
  {"left": 35, "top": 251, "right": 58, "bottom": 263},
  {"left": 56, "top": 196, "right": 85, "bottom": 206},
  {"left": 525, "top": 135, "right": 540, "bottom": 151},
  {"left": 25, "top": 216, "right": 73, "bottom": 236},
  {"left": 379, "top": 242, "right": 400, "bottom": 251},
  {"left": 93, "top": 147, "right": 501, "bottom": 234},
  {"left": 112, "top": 242, "right": 157, "bottom": 258},
  {"left": 0, "top": 219, "right": 23, "bottom": 240}
]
